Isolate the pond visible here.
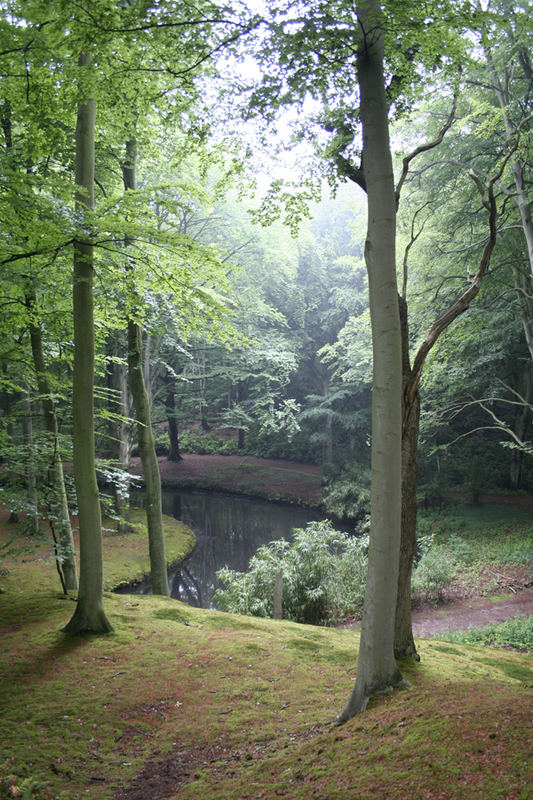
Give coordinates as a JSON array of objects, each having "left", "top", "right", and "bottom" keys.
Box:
[{"left": 125, "top": 489, "right": 330, "bottom": 608}]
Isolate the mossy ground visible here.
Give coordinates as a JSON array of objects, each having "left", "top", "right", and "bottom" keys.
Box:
[{"left": 1, "top": 513, "right": 532, "bottom": 800}]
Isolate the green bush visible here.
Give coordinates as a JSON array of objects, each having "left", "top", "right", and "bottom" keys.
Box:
[
  {"left": 179, "top": 430, "right": 239, "bottom": 455},
  {"left": 412, "top": 544, "right": 457, "bottom": 602},
  {"left": 215, "top": 520, "right": 368, "bottom": 624},
  {"left": 438, "top": 615, "right": 533, "bottom": 651}
]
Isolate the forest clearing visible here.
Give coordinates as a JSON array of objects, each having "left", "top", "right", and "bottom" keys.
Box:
[{"left": 1, "top": 0, "right": 533, "bottom": 796}]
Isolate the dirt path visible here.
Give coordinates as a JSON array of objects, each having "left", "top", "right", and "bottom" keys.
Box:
[{"left": 411, "top": 586, "right": 533, "bottom": 637}]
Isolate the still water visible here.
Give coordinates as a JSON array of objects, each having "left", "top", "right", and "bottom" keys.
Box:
[{"left": 129, "top": 489, "right": 326, "bottom": 608}]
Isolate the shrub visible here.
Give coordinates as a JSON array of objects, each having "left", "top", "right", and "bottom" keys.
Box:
[
  {"left": 171, "top": 430, "right": 238, "bottom": 456},
  {"left": 412, "top": 544, "right": 457, "bottom": 602},
  {"left": 215, "top": 520, "right": 368, "bottom": 624}
]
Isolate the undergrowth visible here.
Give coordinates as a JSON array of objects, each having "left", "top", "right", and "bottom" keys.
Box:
[{"left": 437, "top": 614, "right": 533, "bottom": 652}]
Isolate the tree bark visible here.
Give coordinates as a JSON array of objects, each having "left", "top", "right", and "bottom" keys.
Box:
[
  {"left": 338, "top": 0, "right": 405, "bottom": 722},
  {"left": 484, "top": 43, "right": 533, "bottom": 276},
  {"left": 63, "top": 52, "right": 112, "bottom": 634},
  {"left": 394, "top": 298, "right": 419, "bottom": 660},
  {"left": 122, "top": 136, "right": 169, "bottom": 596},
  {"left": 26, "top": 290, "right": 78, "bottom": 587},
  {"left": 107, "top": 341, "right": 134, "bottom": 530},
  {"left": 509, "top": 368, "right": 532, "bottom": 489},
  {"left": 128, "top": 320, "right": 169, "bottom": 595},
  {"left": 21, "top": 385, "right": 39, "bottom": 536},
  {"left": 165, "top": 370, "right": 182, "bottom": 462}
]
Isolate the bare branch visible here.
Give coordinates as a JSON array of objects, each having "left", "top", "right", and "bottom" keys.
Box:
[
  {"left": 401, "top": 201, "right": 432, "bottom": 300},
  {"left": 395, "top": 93, "right": 458, "bottom": 204}
]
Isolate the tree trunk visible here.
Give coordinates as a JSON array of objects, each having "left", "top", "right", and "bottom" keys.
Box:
[
  {"left": 26, "top": 293, "right": 78, "bottom": 587},
  {"left": 63, "top": 52, "right": 112, "bottom": 634},
  {"left": 108, "top": 343, "right": 133, "bottom": 531},
  {"left": 484, "top": 46, "right": 533, "bottom": 276},
  {"left": 338, "top": 0, "right": 405, "bottom": 722},
  {"left": 122, "top": 136, "right": 169, "bottom": 596},
  {"left": 394, "top": 296, "right": 420, "bottom": 660},
  {"left": 165, "top": 371, "right": 182, "bottom": 462},
  {"left": 509, "top": 368, "right": 532, "bottom": 489},
  {"left": 21, "top": 385, "right": 39, "bottom": 536},
  {"left": 128, "top": 319, "right": 169, "bottom": 595}
]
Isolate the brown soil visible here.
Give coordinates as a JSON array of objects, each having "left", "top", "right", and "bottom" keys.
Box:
[
  {"left": 131, "top": 453, "right": 323, "bottom": 506},
  {"left": 411, "top": 585, "right": 533, "bottom": 637},
  {"left": 133, "top": 453, "right": 533, "bottom": 636}
]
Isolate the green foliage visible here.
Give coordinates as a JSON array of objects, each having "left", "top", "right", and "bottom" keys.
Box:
[
  {"left": 242, "top": 421, "right": 321, "bottom": 463},
  {"left": 178, "top": 430, "right": 239, "bottom": 456},
  {"left": 322, "top": 464, "right": 371, "bottom": 522},
  {"left": 215, "top": 520, "right": 369, "bottom": 624},
  {"left": 0, "top": 760, "right": 52, "bottom": 799},
  {"left": 438, "top": 615, "right": 533, "bottom": 652},
  {"left": 412, "top": 544, "right": 457, "bottom": 602},
  {"left": 418, "top": 507, "right": 533, "bottom": 566}
]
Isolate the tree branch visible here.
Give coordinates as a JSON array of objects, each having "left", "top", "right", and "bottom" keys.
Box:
[{"left": 395, "top": 93, "right": 458, "bottom": 204}]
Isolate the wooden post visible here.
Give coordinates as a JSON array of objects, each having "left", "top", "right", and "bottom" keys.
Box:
[{"left": 273, "top": 569, "right": 283, "bottom": 620}]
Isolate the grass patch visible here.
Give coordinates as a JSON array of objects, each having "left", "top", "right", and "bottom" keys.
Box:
[
  {"left": 416, "top": 505, "right": 533, "bottom": 598},
  {"left": 1, "top": 514, "right": 532, "bottom": 800},
  {"left": 437, "top": 614, "right": 533, "bottom": 653}
]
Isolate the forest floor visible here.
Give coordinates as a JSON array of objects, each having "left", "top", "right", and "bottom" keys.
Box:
[
  {"left": 132, "top": 453, "right": 533, "bottom": 635},
  {"left": 1, "top": 479, "right": 532, "bottom": 800}
]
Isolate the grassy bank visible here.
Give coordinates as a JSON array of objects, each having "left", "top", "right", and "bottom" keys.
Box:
[
  {"left": 415, "top": 505, "right": 533, "bottom": 601},
  {"left": 1, "top": 515, "right": 532, "bottom": 799}
]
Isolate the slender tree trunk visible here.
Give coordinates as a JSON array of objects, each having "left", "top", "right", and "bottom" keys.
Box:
[
  {"left": 394, "top": 296, "right": 420, "bottom": 660},
  {"left": 513, "top": 263, "right": 533, "bottom": 363},
  {"left": 199, "top": 344, "right": 210, "bottom": 432},
  {"left": 108, "top": 343, "right": 133, "bottom": 531},
  {"left": 128, "top": 320, "right": 169, "bottom": 595},
  {"left": 392, "top": 157, "right": 499, "bottom": 660},
  {"left": 21, "top": 385, "right": 39, "bottom": 536},
  {"left": 338, "top": 0, "right": 405, "bottom": 722},
  {"left": 122, "top": 136, "right": 169, "bottom": 596},
  {"left": 484, "top": 46, "right": 533, "bottom": 275},
  {"left": 143, "top": 332, "right": 153, "bottom": 414},
  {"left": 63, "top": 52, "right": 112, "bottom": 634},
  {"left": 26, "top": 293, "right": 78, "bottom": 586},
  {"left": 165, "top": 370, "right": 182, "bottom": 462},
  {"left": 509, "top": 369, "right": 532, "bottom": 489}
]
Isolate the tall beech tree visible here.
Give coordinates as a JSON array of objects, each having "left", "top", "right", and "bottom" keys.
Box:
[
  {"left": 337, "top": 0, "right": 405, "bottom": 719},
  {"left": 63, "top": 51, "right": 113, "bottom": 635},
  {"left": 248, "top": 0, "right": 476, "bottom": 714}
]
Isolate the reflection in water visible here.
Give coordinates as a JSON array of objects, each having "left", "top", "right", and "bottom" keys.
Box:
[{"left": 132, "top": 490, "right": 325, "bottom": 608}]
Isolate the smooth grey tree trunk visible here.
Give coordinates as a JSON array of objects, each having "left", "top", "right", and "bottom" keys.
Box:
[
  {"left": 128, "top": 320, "right": 169, "bottom": 595},
  {"left": 26, "top": 290, "right": 78, "bottom": 588},
  {"left": 63, "top": 52, "right": 112, "bottom": 634},
  {"left": 122, "top": 137, "right": 169, "bottom": 596},
  {"left": 108, "top": 341, "right": 134, "bottom": 531},
  {"left": 20, "top": 385, "right": 39, "bottom": 536},
  {"left": 338, "top": 0, "right": 405, "bottom": 722}
]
